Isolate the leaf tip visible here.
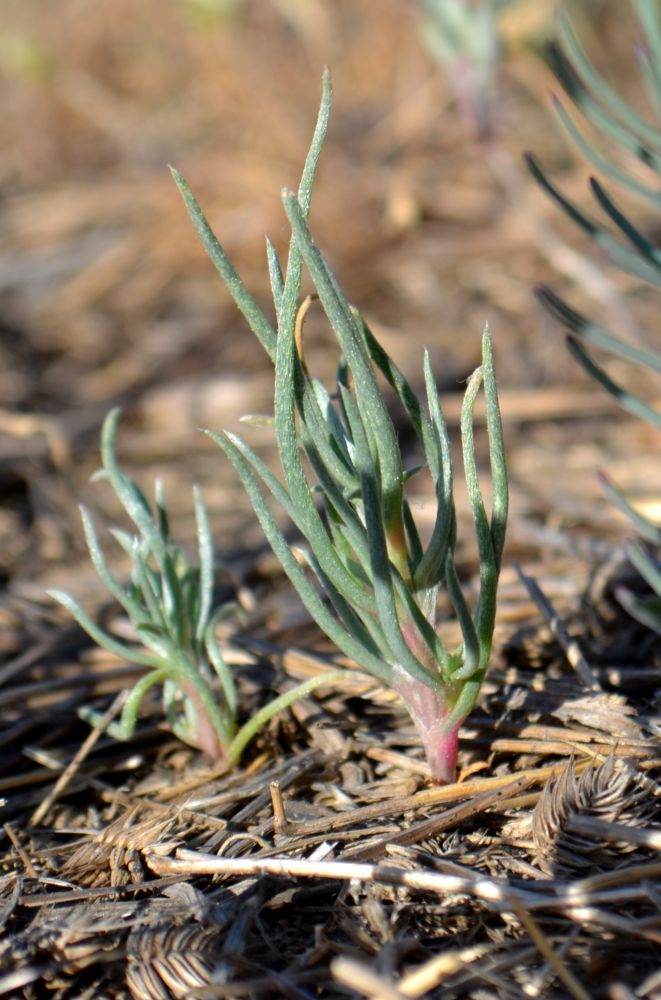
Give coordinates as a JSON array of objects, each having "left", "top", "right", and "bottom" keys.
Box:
[
  {"left": 169, "top": 165, "right": 187, "bottom": 191},
  {"left": 47, "top": 588, "right": 68, "bottom": 606}
]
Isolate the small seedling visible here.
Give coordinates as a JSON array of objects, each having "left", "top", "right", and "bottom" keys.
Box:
[
  {"left": 48, "top": 408, "right": 345, "bottom": 767},
  {"left": 173, "top": 71, "right": 508, "bottom": 783}
]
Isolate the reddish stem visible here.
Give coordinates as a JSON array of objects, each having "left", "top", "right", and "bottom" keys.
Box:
[
  {"left": 391, "top": 670, "right": 461, "bottom": 784},
  {"left": 180, "top": 678, "right": 229, "bottom": 761}
]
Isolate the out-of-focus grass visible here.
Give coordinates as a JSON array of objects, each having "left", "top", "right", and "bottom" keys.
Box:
[{"left": 0, "top": 0, "right": 643, "bottom": 397}]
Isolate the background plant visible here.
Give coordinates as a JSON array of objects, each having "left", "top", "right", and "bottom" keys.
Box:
[
  {"left": 172, "top": 70, "right": 508, "bottom": 784},
  {"left": 526, "top": 0, "right": 661, "bottom": 633},
  {"left": 48, "top": 408, "right": 345, "bottom": 768},
  {"left": 418, "top": 0, "right": 591, "bottom": 138},
  {"left": 419, "top": 0, "right": 505, "bottom": 137}
]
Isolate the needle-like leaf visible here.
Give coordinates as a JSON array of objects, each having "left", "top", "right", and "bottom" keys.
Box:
[{"left": 532, "top": 3, "right": 661, "bottom": 635}]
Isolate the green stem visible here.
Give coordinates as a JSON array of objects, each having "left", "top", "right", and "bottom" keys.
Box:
[{"left": 227, "top": 668, "right": 348, "bottom": 766}]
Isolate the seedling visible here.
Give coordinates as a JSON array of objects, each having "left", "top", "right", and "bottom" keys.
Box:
[
  {"left": 48, "top": 408, "right": 345, "bottom": 767},
  {"left": 173, "top": 71, "right": 508, "bottom": 782}
]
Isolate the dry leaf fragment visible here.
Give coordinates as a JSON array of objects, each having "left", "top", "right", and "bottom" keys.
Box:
[
  {"left": 552, "top": 693, "right": 641, "bottom": 740},
  {"left": 533, "top": 756, "right": 660, "bottom": 875}
]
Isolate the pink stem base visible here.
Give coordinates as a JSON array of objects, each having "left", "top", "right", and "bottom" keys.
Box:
[
  {"left": 391, "top": 671, "right": 461, "bottom": 784},
  {"left": 181, "top": 679, "right": 229, "bottom": 761}
]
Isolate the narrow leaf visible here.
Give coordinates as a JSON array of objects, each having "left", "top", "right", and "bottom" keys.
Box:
[
  {"left": 536, "top": 285, "right": 661, "bottom": 374},
  {"left": 171, "top": 168, "right": 277, "bottom": 361},
  {"left": 567, "top": 336, "right": 661, "bottom": 428},
  {"left": 194, "top": 484, "right": 214, "bottom": 643},
  {"left": 47, "top": 589, "right": 161, "bottom": 668}
]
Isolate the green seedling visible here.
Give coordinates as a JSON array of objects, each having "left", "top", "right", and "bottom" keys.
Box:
[
  {"left": 173, "top": 70, "right": 508, "bottom": 783},
  {"left": 49, "top": 408, "right": 345, "bottom": 767}
]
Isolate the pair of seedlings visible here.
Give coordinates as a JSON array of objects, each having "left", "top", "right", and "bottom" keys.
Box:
[
  {"left": 51, "top": 72, "right": 507, "bottom": 785},
  {"left": 58, "top": 0, "right": 661, "bottom": 780}
]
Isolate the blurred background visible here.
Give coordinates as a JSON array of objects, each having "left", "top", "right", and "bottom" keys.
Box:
[{"left": 0, "top": 0, "right": 657, "bottom": 625}]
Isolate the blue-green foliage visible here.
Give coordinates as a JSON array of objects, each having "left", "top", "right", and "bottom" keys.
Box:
[
  {"left": 173, "top": 71, "right": 509, "bottom": 781},
  {"left": 49, "top": 408, "right": 346, "bottom": 764},
  {"left": 528, "top": 2, "right": 661, "bottom": 633}
]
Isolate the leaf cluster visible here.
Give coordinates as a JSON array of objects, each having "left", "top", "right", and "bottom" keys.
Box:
[
  {"left": 50, "top": 70, "right": 508, "bottom": 780},
  {"left": 173, "top": 70, "right": 508, "bottom": 772},
  {"left": 527, "top": 2, "right": 661, "bottom": 632},
  {"left": 49, "top": 409, "right": 344, "bottom": 765}
]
